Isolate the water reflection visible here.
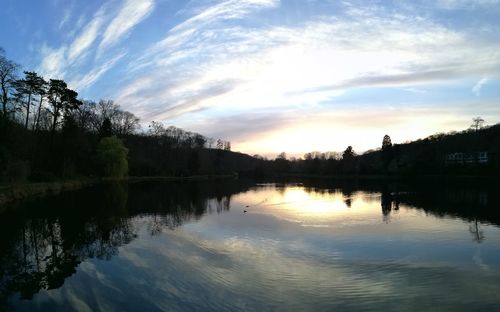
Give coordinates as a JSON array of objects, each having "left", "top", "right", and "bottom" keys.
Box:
[
  {"left": 0, "top": 180, "right": 251, "bottom": 309},
  {"left": 0, "top": 179, "right": 499, "bottom": 310}
]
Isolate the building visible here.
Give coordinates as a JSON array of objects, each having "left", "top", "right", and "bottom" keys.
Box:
[{"left": 445, "top": 152, "right": 488, "bottom": 165}]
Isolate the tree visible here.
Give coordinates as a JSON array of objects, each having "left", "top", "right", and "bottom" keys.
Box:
[
  {"left": 14, "top": 71, "right": 46, "bottom": 128},
  {"left": 0, "top": 48, "right": 19, "bottom": 117},
  {"left": 193, "top": 134, "right": 206, "bottom": 149},
  {"left": 97, "top": 99, "right": 119, "bottom": 121},
  {"left": 71, "top": 100, "right": 98, "bottom": 132},
  {"left": 148, "top": 121, "right": 165, "bottom": 137},
  {"left": 277, "top": 152, "right": 287, "bottom": 160},
  {"left": 216, "top": 139, "right": 223, "bottom": 149},
  {"left": 99, "top": 117, "right": 113, "bottom": 138},
  {"left": 381, "top": 134, "right": 394, "bottom": 173},
  {"left": 342, "top": 146, "right": 355, "bottom": 160},
  {"left": 32, "top": 75, "right": 48, "bottom": 131},
  {"left": 382, "top": 134, "right": 392, "bottom": 151},
  {"left": 224, "top": 141, "right": 231, "bottom": 151},
  {"left": 471, "top": 116, "right": 485, "bottom": 131},
  {"left": 96, "top": 136, "right": 128, "bottom": 178},
  {"left": 113, "top": 110, "right": 139, "bottom": 136},
  {"left": 47, "top": 79, "right": 81, "bottom": 137},
  {"left": 207, "top": 137, "right": 215, "bottom": 149}
]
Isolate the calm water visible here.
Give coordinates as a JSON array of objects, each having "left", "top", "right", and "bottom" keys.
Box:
[{"left": 1, "top": 179, "right": 500, "bottom": 311}]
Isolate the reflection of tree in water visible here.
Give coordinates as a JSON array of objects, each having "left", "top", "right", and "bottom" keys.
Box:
[
  {"left": 375, "top": 184, "right": 496, "bottom": 243},
  {"left": 288, "top": 178, "right": 498, "bottom": 243},
  {"left": 0, "top": 179, "right": 251, "bottom": 307},
  {"left": 135, "top": 181, "right": 236, "bottom": 234},
  {"left": 469, "top": 219, "right": 485, "bottom": 243},
  {"left": 343, "top": 188, "right": 353, "bottom": 208},
  {"left": 0, "top": 183, "right": 135, "bottom": 305},
  {"left": 380, "top": 188, "right": 400, "bottom": 223}
]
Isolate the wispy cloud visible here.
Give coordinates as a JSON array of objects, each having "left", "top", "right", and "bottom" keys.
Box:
[
  {"left": 38, "top": 0, "right": 156, "bottom": 93},
  {"left": 116, "top": 2, "right": 500, "bottom": 123},
  {"left": 435, "top": 0, "right": 500, "bottom": 9},
  {"left": 26, "top": 0, "right": 500, "bottom": 153},
  {"left": 58, "top": 1, "right": 75, "bottom": 30},
  {"left": 39, "top": 44, "right": 67, "bottom": 79},
  {"left": 69, "top": 52, "right": 127, "bottom": 91},
  {"left": 472, "top": 77, "right": 489, "bottom": 96},
  {"left": 67, "top": 8, "right": 106, "bottom": 63},
  {"left": 97, "top": 0, "right": 155, "bottom": 57}
]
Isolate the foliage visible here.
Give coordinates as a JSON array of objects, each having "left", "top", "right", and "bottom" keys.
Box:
[{"left": 96, "top": 136, "right": 129, "bottom": 178}]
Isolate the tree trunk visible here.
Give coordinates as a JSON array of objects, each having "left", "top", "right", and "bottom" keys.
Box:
[
  {"left": 25, "top": 90, "right": 32, "bottom": 128},
  {"left": 1, "top": 83, "right": 7, "bottom": 117},
  {"left": 33, "top": 95, "right": 43, "bottom": 130}
]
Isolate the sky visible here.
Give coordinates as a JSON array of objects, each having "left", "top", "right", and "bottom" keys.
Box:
[{"left": 1, "top": 0, "right": 499, "bottom": 157}]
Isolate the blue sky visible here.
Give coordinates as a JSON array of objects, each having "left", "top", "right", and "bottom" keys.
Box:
[{"left": 1, "top": 0, "right": 499, "bottom": 156}]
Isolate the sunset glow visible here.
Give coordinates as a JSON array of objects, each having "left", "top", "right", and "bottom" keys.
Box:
[{"left": 1, "top": 0, "right": 499, "bottom": 155}]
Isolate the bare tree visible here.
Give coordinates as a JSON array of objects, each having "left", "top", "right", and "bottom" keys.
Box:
[
  {"left": 97, "top": 99, "right": 119, "bottom": 122},
  {"left": 148, "top": 121, "right": 165, "bottom": 137},
  {"left": 113, "top": 110, "right": 140, "bottom": 136},
  {"left": 0, "top": 48, "right": 19, "bottom": 117},
  {"left": 207, "top": 137, "right": 215, "bottom": 149},
  {"left": 470, "top": 116, "right": 485, "bottom": 131},
  {"left": 216, "top": 139, "right": 223, "bottom": 149}
]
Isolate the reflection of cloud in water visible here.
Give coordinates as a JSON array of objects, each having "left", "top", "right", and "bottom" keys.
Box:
[
  {"left": 234, "top": 187, "right": 384, "bottom": 228},
  {"left": 8, "top": 181, "right": 500, "bottom": 311},
  {"left": 27, "top": 222, "right": 500, "bottom": 311}
]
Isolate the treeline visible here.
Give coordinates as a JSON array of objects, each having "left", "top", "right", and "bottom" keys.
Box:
[
  {"left": 0, "top": 48, "right": 247, "bottom": 183},
  {"left": 260, "top": 122, "right": 500, "bottom": 178}
]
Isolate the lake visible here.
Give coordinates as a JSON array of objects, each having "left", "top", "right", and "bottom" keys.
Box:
[{"left": 1, "top": 179, "right": 500, "bottom": 311}]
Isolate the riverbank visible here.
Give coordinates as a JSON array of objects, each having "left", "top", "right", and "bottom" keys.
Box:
[
  {"left": 0, "top": 179, "right": 98, "bottom": 209},
  {"left": 0, "top": 174, "right": 238, "bottom": 208}
]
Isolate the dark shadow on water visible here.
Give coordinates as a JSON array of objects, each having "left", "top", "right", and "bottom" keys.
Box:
[{"left": 0, "top": 179, "right": 253, "bottom": 309}]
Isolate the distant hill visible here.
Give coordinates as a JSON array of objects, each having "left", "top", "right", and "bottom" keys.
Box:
[
  {"left": 357, "top": 123, "right": 500, "bottom": 176},
  {"left": 258, "top": 123, "right": 500, "bottom": 178}
]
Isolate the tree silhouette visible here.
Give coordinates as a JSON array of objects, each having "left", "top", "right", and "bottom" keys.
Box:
[
  {"left": 99, "top": 117, "right": 113, "bottom": 137},
  {"left": 471, "top": 116, "right": 485, "bottom": 131},
  {"left": 216, "top": 139, "right": 223, "bottom": 149},
  {"left": 32, "top": 74, "right": 48, "bottom": 130},
  {"left": 47, "top": 79, "right": 81, "bottom": 139},
  {"left": 14, "top": 71, "right": 46, "bottom": 128},
  {"left": 0, "top": 49, "right": 19, "bottom": 117},
  {"left": 342, "top": 146, "right": 355, "bottom": 160},
  {"left": 113, "top": 111, "right": 139, "bottom": 136},
  {"left": 382, "top": 134, "right": 392, "bottom": 151}
]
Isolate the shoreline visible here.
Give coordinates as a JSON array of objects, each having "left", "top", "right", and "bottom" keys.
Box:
[
  {"left": 1, "top": 172, "right": 496, "bottom": 208},
  {"left": 0, "top": 174, "right": 238, "bottom": 207},
  {"left": 268, "top": 173, "right": 500, "bottom": 182}
]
